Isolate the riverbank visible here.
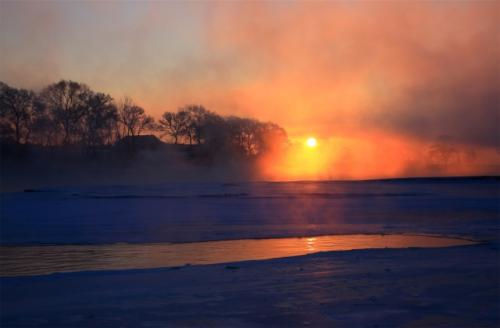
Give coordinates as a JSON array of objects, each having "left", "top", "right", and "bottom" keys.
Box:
[
  {"left": 1, "top": 242, "right": 499, "bottom": 327},
  {"left": 1, "top": 178, "right": 498, "bottom": 327}
]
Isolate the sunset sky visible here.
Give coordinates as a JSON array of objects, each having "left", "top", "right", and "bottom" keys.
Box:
[{"left": 1, "top": 1, "right": 498, "bottom": 179}]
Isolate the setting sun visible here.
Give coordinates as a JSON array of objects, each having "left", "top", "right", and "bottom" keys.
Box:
[{"left": 306, "top": 137, "right": 317, "bottom": 148}]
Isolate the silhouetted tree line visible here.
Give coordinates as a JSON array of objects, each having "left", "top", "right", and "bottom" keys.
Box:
[
  {"left": 0, "top": 80, "right": 287, "bottom": 159},
  {"left": 157, "top": 104, "right": 287, "bottom": 157}
]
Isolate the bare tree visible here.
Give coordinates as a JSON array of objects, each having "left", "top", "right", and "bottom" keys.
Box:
[
  {"left": 158, "top": 110, "right": 190, "bottom": 144},
  {"left": 39, "top": 80, "right": 91, "bottom": 145},
  {"left": 224, "top": 117, "right": 288, "bottom": 157},
  {"left": 226, "top": 117, "right": 262, "bottom": 156},
  {"left": 184, "top": 105, "right": 219, "bottom": 145},
  {"left": 158, "top": 104, "right": 289, "bottom": 158},
  {"left": 1, "top": 80, "right": 290, "bottom": 164},
  {"left": 82, "top": 92, "right": 118, "bottom": 147},
  {"left": 117, "top": 97, "right": 154, "bottom": 138},
  {"left": 0, "top": 82, "right": 36, "bottom": 144}
]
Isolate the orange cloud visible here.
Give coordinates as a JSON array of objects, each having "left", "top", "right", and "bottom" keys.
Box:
[{"left": 1, "top": 1, "right": 498, "bottom": 179}]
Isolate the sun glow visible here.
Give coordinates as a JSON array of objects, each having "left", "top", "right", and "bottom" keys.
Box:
[
  {"left": 258, "top": 136, "right": 329, "bottom": 180},
  {"left": 306, "top": 137, "right": 317, "bottom": 148}
]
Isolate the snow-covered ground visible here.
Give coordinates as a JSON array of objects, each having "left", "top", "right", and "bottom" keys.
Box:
[
  {"left": 1, "top": 244, "right": 498, "bottom": 327},
  {"left": 1, "top": 177, "right": 499, "bottom": 327}
]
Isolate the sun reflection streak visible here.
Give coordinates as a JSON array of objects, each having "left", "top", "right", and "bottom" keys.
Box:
[{"left": 306, "top": 237, "right": 316, "bottom": 252}]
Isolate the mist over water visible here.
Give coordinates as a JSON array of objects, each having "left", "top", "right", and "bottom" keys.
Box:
[
  {"left": 2, "top": 177, "right": 497, "bottom": 246},
  {"left": 0, "top": 2, "right": 499, "bottom": 327}
]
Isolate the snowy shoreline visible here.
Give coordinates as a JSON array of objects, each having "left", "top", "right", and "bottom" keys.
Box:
[
  {"left": 1, "top": 178, "right": 498, "bottom": 327},
  {"left": 2, "top": 243, "right": 498, "bottom": 327}
]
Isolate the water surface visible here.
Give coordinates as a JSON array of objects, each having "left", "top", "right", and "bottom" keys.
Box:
[{"left": 0, "top": 234, "right": 475, "bottom": 277}]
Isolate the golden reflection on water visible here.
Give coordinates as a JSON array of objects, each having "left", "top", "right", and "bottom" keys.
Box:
[
  {"left": 0, "top": 234, "right": 475, "bottom": 277},
  {"left": 306, "top": 237, "right": 316, "bottom": 252}
]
